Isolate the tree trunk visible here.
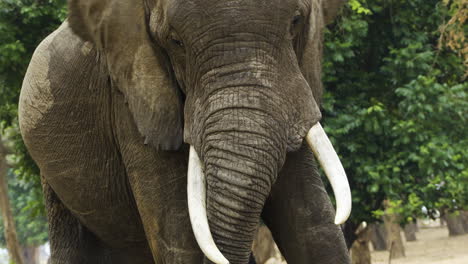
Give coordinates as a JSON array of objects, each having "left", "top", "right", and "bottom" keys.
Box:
[
  {"left": 0, "top": 136, "right": 24, "bottom": 264},
  {"left": 440, "top": 213, "right": 446, "bottom": 227},
  {"left": 21, "top": 245, "right": 39, "bottom": 264},
  {"left": 351, "top": 226, "right": 371, "bottom": 264},
  {"left": 403, "top": 222, "right": 417, "bottom": 242},
  {"left": 252, "top": 225, "right": 283, "bottom": 264},
  {"left": 383, "top": 200, "right": 405, "bottom": 259},
  {"left": 446, "top": 211, "right": 466, "bottom": 236},
  {"left": 369, "top": 223, "right": 387, "bottom": 251},
  {"left": 461, "top": 211, "right": 468, "bottom": 233}
]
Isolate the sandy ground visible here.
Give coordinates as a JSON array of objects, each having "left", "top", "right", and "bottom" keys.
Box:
[
  {"left": 1, "top": 227, "right": 465, "bottom": 264},
  {"left": 371, "top": 227, "right": 468, "bottom": 264}
]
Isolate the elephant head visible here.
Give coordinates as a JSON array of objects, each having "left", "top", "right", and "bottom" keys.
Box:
[{"left": 68, "top": 0, "right": 350, "bottom": 263}]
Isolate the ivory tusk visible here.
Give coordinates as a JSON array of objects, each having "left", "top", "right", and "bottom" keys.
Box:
[
  {"left": 306, "top": 123, "right": 352, "bottom": 225},
  {"left": 187, "top": 146, "right": 230, "bottom": 264}
]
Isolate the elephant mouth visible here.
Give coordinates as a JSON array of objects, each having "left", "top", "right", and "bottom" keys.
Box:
[{"left": 186, "top": 122, "right": 352, "bottom": 264}]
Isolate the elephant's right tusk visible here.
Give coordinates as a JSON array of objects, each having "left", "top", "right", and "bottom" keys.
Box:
[
  {"left": 187, "top": 146, "right": 230, "bottom": 264},
  {"left": 306, "top": 123, "right": 352, "bottom": 225}
]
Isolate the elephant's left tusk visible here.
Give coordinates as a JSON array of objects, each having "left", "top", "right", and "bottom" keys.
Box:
[
  {"left": 187, "top": 146, "right": 230, "bottom": 264},
  {"left": 306, "top": 123, "right": 352, "bottom": 225}
]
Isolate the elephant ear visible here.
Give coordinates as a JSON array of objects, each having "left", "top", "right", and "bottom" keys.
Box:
[
  {"left": 323, "top": 0, "right": 347, "bottom": 25},
  {"left": 68, "top": 0, "right": 183, "bottom": 150},
  {"left": 298, "top": 0, "right": 347, "bottom": 105}
]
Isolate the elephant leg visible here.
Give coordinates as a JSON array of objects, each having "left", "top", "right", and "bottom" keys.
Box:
[
  {"left": 111, "top": 89, "right": 203, "bottom": 263},
  {"left": 43, "top": 179, "right": 154, "bottom": 264},
  {"left": 99, "top": 246, "right": 154, "bottom": 264},
  {"left": 42, "top": 178, "right": 101, "bottom": 264},
  {"left": 262, "top": 144, "right": 350, "bottom": 264},
  {"left": 125, "top": 154, "right": 204, "bottom": 264}
]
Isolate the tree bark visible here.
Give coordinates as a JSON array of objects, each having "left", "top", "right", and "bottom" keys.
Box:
[
  {"left": 369, "top": 223, "right": 387, "bottom": 251},
  {"left": 446, "top": 211, "right": 466, "bottom": 236},
  {"left": 351, "top": 225, "right": 371, "bottom": 264},
  {"left": 0, "top": 135, "right": 24, "bottom": 264},
  {"left": 383, "top": 200, "right": 405, "bottom": 259},
  {"left": 403, "top": 222, "right": 417, "bottom": 242},
  {"left": 21, "top": 245, "right": 39, "bottom": 264},
  {"left": 461, "top": 211, "right": 468, "bottom": 233},
  {"left": 440, "top": 213, "right": 446, "bottom": 227}
]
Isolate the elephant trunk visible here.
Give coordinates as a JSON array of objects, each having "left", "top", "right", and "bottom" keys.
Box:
[
  {"left": 184, "top": 42, "right": 290, "bottom": 262},
  {"left": 201, "top": 105, "right": 286, "bottom": 264}
]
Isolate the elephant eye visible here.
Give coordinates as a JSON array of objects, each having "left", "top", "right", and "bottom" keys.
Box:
[
  {"left": 172, "top": 39, "right": 184, "bottom": 47},
  {"left": 292, "top": 15, "right": 302, "bottom": 26},
  {"left": 169, "top": 31, "right": 184, "bottom": 48},
  {"left": 290, "top": 11, "right": 303, "bottom": 38}
]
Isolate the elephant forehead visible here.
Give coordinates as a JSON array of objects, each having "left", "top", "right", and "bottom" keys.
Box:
[{"left": 167, "top": 0, "right": 298, "bottom": 28}]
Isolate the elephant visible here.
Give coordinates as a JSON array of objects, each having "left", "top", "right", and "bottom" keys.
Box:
[{"left": 18, "top": 0, "right": 352, "bottom": 263}]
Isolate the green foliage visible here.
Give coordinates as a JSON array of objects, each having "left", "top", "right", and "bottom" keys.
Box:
[
  {"left": 323, "top": 0, "right": 467, "bottom": 225},
  {"left": 0, "top": 169, "right": 48, "bottom": 247},
  {"left": 349, "top": 0, "right": 372, "bottom": 15},
  {"left": 0, "top": 0, "right": 67, "bottom": 125},
  {"left": 0, "top": 0, "right": 67, "bottom": 247}
]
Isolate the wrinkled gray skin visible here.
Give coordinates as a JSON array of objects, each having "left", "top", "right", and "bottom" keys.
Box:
[{"left": 19, "top": 0, "right": 350, "bottom": 263}]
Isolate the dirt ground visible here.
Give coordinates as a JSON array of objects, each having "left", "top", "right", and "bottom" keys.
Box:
[{"left": 371, "top": 226, "right": 468, "bottom": 264}]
